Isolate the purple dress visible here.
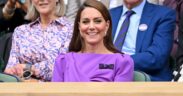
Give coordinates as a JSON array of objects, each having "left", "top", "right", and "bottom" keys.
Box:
[{"left": 52, "top": 52, "right": 134, "bottom": 82}]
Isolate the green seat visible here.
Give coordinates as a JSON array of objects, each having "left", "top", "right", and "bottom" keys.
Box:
[
  {"left": 0, "top": 73, "right": 21, "bottom": 82},
  {"left": 134, "top": 71, "right": 151, "bottom": 81}
]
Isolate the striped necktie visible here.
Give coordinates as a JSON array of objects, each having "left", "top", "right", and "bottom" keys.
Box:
[{"left": 114, "top": 10, "right": 135, "bottom": 51}]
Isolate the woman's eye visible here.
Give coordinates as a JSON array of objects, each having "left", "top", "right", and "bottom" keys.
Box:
[
  {"left": 82, "top": 20, "right": 89, "bottom": 24},
  {"left": 94, "top": 20, "right": 102, "bottom": 24}
]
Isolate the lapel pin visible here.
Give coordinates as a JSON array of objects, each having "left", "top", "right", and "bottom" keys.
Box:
[{"left": 139, "top": 24, "right": 148, "bottom": 31}]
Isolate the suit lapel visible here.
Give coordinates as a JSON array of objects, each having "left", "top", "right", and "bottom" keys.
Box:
[{"left": 136, "top": 2, "right": 154, "bottom": 52}]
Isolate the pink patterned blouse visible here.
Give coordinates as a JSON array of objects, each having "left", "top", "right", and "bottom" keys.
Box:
[{"left": 6, "top": 17, "right": 73, "bottom": 81}]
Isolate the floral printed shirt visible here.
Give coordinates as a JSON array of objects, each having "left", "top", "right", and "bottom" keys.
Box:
[{"left": 6, "top": 17, "right": 73, "bottom": 81}]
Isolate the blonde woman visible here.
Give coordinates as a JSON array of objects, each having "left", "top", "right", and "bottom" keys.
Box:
[{"left": 4, "top": 0, "right": 73, "bottom": 82}]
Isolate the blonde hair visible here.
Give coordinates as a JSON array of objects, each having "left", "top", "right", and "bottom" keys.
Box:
[{"left": 25, "top": 0, "right": 65, "bottom": 21}]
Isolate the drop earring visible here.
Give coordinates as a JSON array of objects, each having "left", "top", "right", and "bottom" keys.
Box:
[{"left": 105, "top": 31, "right": 107, "bottom": 36}]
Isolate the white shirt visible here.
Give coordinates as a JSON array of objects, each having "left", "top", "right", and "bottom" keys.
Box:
[{"left": 113, "top": 0, "right": 146, "bottom": 55}]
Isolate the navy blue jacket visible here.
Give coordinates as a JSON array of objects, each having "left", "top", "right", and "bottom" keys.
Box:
[{"left": 110, "top": 1, "right": 176, "bottom": 81}]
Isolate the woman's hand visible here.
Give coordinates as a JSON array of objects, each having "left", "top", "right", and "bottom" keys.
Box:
[{"left": 4, "top": 64, "right": 26, "bottom": 77}]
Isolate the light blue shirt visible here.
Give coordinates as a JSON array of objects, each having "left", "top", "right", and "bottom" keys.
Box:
[{"left": 113, "top": 0, "right": 146, "bottom": 55}]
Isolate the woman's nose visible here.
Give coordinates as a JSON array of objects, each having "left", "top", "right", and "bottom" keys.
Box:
[{"left": 88, "top": 22, "right": 95, "bottom": 30}]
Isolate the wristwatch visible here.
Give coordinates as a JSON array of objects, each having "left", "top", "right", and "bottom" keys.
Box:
[{"left": 23, "top": 64, "right": 32, "bottom": 80}]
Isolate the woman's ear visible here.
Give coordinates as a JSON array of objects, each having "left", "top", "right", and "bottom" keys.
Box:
[
  {"left": 106, "top": 20, "right": 110, "bottom": 28},
  {"left": 105, "top": 31, "right": 107, "bottom": 36},
  {"left": 78, "top": 22, "right": 80, "bottom": 30},
  {"left": 78, "top": 22, "right": 83, "bottom": 36},
  {"left": 105, "top": 20, "right": 110, "bottom": 33}
]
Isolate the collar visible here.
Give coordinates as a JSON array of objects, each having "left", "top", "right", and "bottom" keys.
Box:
[
  {"left": 29, "top": 17, "right": 68, "bottom": 27},
  {"left": 122, "top": 0, "right": 146, "bottom": 16}
]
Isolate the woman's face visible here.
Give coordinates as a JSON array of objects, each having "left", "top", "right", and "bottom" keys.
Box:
[
  {"left": 32, "top": 0, "right": 57, "bottom": 15},
  {"left": 79, "top": 7, "right": 109, "bottom": 46}
]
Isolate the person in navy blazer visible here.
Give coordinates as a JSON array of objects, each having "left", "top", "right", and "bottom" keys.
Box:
[{"left": 110, "top": 0, "right": 176, "bottom": 81}]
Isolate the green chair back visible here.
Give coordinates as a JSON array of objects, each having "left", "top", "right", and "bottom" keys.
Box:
[
  {"left": 0, "top": 73, "right": 21, "bottom": 82},
  {"left": 134, "top": 71, "right": 151, "bottom": 81}
]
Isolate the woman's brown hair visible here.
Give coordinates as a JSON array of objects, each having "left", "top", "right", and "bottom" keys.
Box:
[{"left": 69, "top": 0, "right": 121, "bottom": 53}]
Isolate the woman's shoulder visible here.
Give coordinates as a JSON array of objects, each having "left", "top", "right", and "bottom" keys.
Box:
[
  {"left": 56, "top": 52, "right": 75, "bottom": 59},
  {"left": 56, "top": 17, "right": 73, "bottom": 35},
  {"left": 14, "top": 23, "right": 29, "bottom": 30},
  {"left": 57, "top": 16, "right": 74, "bottom": 26},
  {"left": 115, "top": 53, "right": 131, "bottom": 58},
  {"left": 55, "top": 53, "right": 67, "bottom": 64},
  {"left": 12, "top": 23, "right": 31, "bottom": 36},
  {"left": 115, "top": 53, "right": 134, "bottom": 65}
]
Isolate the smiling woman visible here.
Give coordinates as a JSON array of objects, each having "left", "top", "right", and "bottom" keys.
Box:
[
  {"left": 51, "top": 0, "right": 134, "bottom": 82},
  {"left": 25, "top": 0, "right": 65, "bottom": 21},
  {"left": 79, "top": 7, "right": 109, "bottom": 47},
  {"left": 4, "top": 0, "right": 73, "bottom": 82}
]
